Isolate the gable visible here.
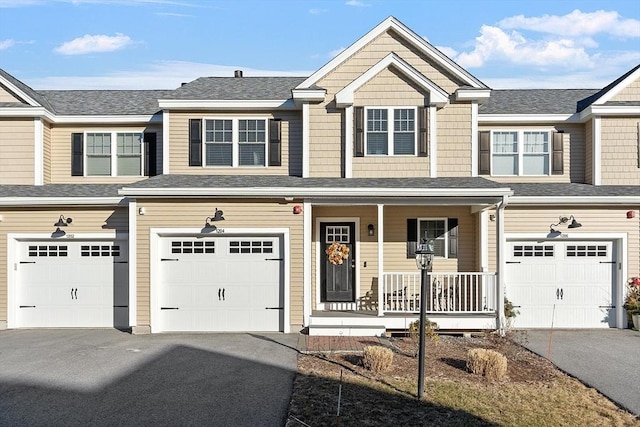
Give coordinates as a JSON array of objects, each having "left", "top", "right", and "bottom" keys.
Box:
[
  {"left": 0, "top": 84, "right": 27, "bottom": 104},
  {"left": 353, "top": 66, "right": 429, "bottom": 106},
  {"left": 609, "top": 76, "right": 640, "bottom": 102}
]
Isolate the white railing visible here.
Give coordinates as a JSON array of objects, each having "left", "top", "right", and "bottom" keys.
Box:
[{"left": 382, "top": 272, "right": 496, "bottom": 314}]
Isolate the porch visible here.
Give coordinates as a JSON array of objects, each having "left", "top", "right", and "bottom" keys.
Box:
[{"left": 308, "top": 272, "right": 498, "bottom": 336}]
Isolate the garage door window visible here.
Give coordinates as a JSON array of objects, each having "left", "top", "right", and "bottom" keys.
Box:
[
  {"left": 28, "top": 245, "right": 68, "bottom": 257},
  {"left": 566, "top": 245, "right": 607, "bottom": 257},
  {"left": 229, "top": 241, "right": 273, "bottom": 254},
  {"left": 513, "top": 244, "right": 554, "bottom": 257},
  {"left": 171, "top": 241, "right": 215, "bottom": 254},
  {"left": 81, "top": 245, "right": 121, "bottom": 257}
]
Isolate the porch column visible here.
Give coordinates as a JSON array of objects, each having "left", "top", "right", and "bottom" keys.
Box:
[
  {"left": 377, "top": 204, "right": 384, "bottom": 316},
  {"left": 496, "top": 195, "right": 509, "bottom": 334},
  {"left": 303, "top": 202, "right": 312, "bottom": 326}
]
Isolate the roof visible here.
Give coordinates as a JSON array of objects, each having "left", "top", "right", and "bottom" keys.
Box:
[
  {"left": 39, "top": 90, "right": 170, "bottom": 115},
  {"left": 576, "top": 64, "right": 640, "bottom": 112},
  {"left": 508, "top": 183, "right": 640, "bottom": 198},
  {"left": 479, "top": 89, "right": 598, "bottom": 115},
  {"left": 165, "top": 77, "right": 306, "bottom": 100},
  {"left": 0, "top": 184, "right": 123, "bottom": 198},
  {"left": 0, "top": 68, "right": 55, "bottom": 111}
]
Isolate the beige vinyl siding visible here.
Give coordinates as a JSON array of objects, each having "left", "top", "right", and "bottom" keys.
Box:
[
  {"left": 43, "top": 122, "right": 51, "bottom": 184},
  {"left": 0, "top": 85, "right": 23, "bottom": 103},
  {"left": 168, "top": 111, "right": 300, "bottom": 176},
  {"left": 600, "top": 117, "right": 640, "bottom": 185},
  {"left": 585, "top": 120, "right": 593, "bottom": 184},
  {"left": 309, "top": 29, "right": 464, "bottom": 178},
  {"left": 0, "top": 118, "right": 35, "bottom": 184},
  {"left": 0, "top": 207, "right": 127, "bottom": 324},
  {"left": 610, "top": 76, "right": 640, "bottom": 101},
  {"left": 438, "top": 103, "right": 472, "bottom": 177},
  {"left": 135, "top": 199, "right": 304, "bottom": 330},
  {"left": 49, "top": 124, "right": 158, "bottom": 184},
  {"left": 486, "top": 207, "right": 640, "bottom": 279},
  {"left": 479, "top": 124, "right": 585, "bottom": 183}
]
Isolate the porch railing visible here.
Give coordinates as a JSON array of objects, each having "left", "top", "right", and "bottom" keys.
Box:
[{"left": 381, "top": 272, "right": 497, "bottom": 314}]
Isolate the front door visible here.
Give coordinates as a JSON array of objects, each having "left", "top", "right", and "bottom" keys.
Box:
[{"left": 320, "top": 222, "right": 356, "bottom": 302}]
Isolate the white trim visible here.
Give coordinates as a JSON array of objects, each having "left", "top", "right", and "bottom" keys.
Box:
[
  {"left": 488, "top": 129, "right": 554, "bottom": 177},
  {"left": 7, "top": 232, "right": 126, "bottom": 329},
  {"left": 162, "top": 110, "right": 170, "bottom": 174},
  {"left": 0, "top": 107, "right": 54, "bottom": 121},
  {"left": 471, "top": 102, "right": 478, "bottom": 177},
  {"left": 455, "top": 89, "right": 491, "bottom": 102},
  {"left": 479, "top": 114, "right": 576, "bottom": 123},
  {"left": 292, "top": 89, "right": 326, "bottom": 103},
  {"left": 150, "top": 227, "right": 291, "bottom": 333},
  {"left": 34, "top": 118, "right": 43, "bottom": 185},
  {"left": 480, "top": 210, "right": 488, "bottom": 272},
  {"left": 496, "top": 196, "right": 508, "bottom": 334},
  {"left": 302, "top": 103, "right": 310, "bottom": 178},
  {"left": 590, "top": 66, "right": 640, "bottom": 106},
  {"left": 0, "top": 75, "right": 40, "bottom": 106},
  {"left": 593, "top": 117, "right": 601, "bottom": 185},
  {"left": 584, "top": 105, "right": 640, "bottom": 117},
  {"left": 128, "top": 200, "right": 138, "bottom": 329},
  {"left": 509, "top": 196, "right": 640, "bottom": 205},
  {"left": 314, "top": 217, "right": 360, "bottom": 311},
  {"left": 335, "top": 53, "right": 449, "bottom": 107},
  {"left": 297, "top": 16, "right": 485, "bottom": 90},
  {"left": 303, "top": 202, "right": 312, "bottom": 326},
  {"left": 54, "top": 115, "right": 161, "bottom": 124},
  {"left": 345, "top": 105, "right": 353, "bottom": 178},
  {"left": 157, "top": 99, "right": 297, "bottom": 110},
  {"left": 377, "top": 204, "right": 384, "bottom": 317},
  {"left": 505, "top": 232, "right": 627, "bottom": 329},
  {"left": 429, "top": 105, "right": 437, "bottom": 177},
  {"left": 0, "top": 197, "right": 125, "bottom": 206}
]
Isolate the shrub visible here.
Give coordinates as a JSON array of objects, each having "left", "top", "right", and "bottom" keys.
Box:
[
  {"left": 362, "top": 346, "right": 393, "bottom": 374},
  {"left": 466, "top": 348, "right": 508, "bottom": 380},
  {"left": 408, "top": 319, "right": 440, "bottom": 343}
]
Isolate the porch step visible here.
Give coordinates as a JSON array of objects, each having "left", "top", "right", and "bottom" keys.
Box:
[{"left": 308, "top": 324, "right": 386, "bottom": 337}]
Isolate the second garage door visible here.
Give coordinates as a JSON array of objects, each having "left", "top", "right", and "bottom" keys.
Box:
[
  {"left": 505, "top": 240, "right": 616, "bottom": 328},
  {"left": 157, "top": 235, "right": 283, "bottom": 332}
]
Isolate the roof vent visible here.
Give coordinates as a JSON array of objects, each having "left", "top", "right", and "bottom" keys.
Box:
[{"left": 234, "top": 70, "right": 243, "bottom": 78}]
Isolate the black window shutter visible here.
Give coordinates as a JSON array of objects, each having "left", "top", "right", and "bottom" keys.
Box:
[
  {"left": 269, "top": 119, "right": 282, "bottom": 166},
  {"left": 552, "top": 132, "right": 564, "bottom": 175},
  {"left": 189, "top": 119, "right": 202, "bottom": 166},
  {"left": 354, "top": 106, "right": 364, "bottom": 157},
  {"left": 407, "top": 218, "right": 417, "bottom": 259},
  {"left": 71, "top": 133, "right": 83, "bottom": 176},
  {"left": 478, "top": 131, "right": 491, "bottom": 175},
  {"left": 143, "top": 132, "right": 157, "bottom": 177},
  {"left": 418, "top": 106, "right": 428, "bottom": 157},
  {"left": 447, "top": 218, "right": 458, "bottom": 259}
]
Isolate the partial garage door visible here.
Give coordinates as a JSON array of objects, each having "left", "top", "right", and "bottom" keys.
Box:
[
  {"left": 157, "top": 235, "right": 283, "bottom": 332},
  {"left": 15, "top": 240, "right": 129, "bottom": 328},
  {"left": 505, "top": 241, "right": 615, "bottom": 328}
]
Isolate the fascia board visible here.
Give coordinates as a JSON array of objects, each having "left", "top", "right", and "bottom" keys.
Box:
[
  {"left": 455, "top": 89, "right": 491, "bottom": 102},
  {"left": 158, "top": 99, "right": 297, "bottom": 110},
  {"left": 335, "top": 53, "right": 449, "bottom": 107},
  {"left": 0, "top": 197, "right": 126, "bottom": 206},
  {"left": 292, "top": 89, "right": 326, "bottom": 102},
  {"left": 591, "top": 66, "right": 640, "bottom": 105},
  {"left": 479, "top": 114, "right": 578, "bottom": 123},
  {"left": 296, "top": 16, "right": 485, "bottom": 90},
  {"left": 0, "top": 107, "right": 52, "bottom": 119},
  {"left": 509, "top": 196, "right": 640, "bottom": 205},
  {"left": 52, "top": 114, "right": 162, "bottom": 124},
  {"left": 0, "top": 76, "right": 40, "bottom": 107}
]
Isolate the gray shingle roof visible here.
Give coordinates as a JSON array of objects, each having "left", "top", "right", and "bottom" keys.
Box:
[
  {"left": 0, "top": 68, "right": 55, "bottom": 111},
  {"left": 479, "top": 89, "right": 598, "bottom": 115},
  {"left": 164, "top": 77, "right": 306, "bottom": 100},
  {"left": 0, "top": 184, "right": 123, "bottom": 198},
  {"left": 507, "top": 183, "right": 640, "bottom": 198},
  {"left": 576, "top": 64, "right": 640, "bottom": 112},
  {"left": 39, "top": 90, "right": 170, "bottom": 115}
]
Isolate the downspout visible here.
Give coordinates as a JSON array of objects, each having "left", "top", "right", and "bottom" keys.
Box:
[{"left": 496, "top": 194, "right": 509, "bottom": 335}]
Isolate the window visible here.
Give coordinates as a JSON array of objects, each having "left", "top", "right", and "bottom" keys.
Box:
[
  {"left": 203, "top": 118, "right": 267, "bottom": 167},
  {"left": 86, "top": 131, "right": 143, "bottom": 176},
  {"left": 366, "top": 107, "right": 415, "bottom": 155},
  {"left": 492, "top": 130, "right": 550, "bottom": 175},
  {"left": 418, "top": 219, "right": 447, "bottom": 257}
]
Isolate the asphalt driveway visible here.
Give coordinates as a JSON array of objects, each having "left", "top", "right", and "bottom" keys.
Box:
[
  {"left": 0, "top": 329, "right": 299, "bottom": 426},
  {"left": 516, "top": 329, "right": 640, "bottom": 416}
]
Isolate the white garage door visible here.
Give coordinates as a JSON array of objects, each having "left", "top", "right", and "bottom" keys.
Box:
[
  {"left": 157, "top": 235, "right": 283, "bottom": 332},
  {"left": 505, "top": 241, "right": 615, "bottom": 328},
  {"left": 15, "top": 240, "right": 129, "bottom": 328}
]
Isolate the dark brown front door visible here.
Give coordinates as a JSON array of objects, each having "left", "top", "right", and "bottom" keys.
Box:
[{"left": 320, "top": 222, "right": 356, "bottom": 302}]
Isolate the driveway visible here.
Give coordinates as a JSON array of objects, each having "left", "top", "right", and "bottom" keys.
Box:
[
  {"left": 516, "top": 329, "right": 640, "bottom": 416},
  {"left": 0, "top": 329, "right": 299, "bottom": 426}
]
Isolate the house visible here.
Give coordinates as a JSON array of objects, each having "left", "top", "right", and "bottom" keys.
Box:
[{"left": 0, "top": 17, "right": 638, "bottom": 336}]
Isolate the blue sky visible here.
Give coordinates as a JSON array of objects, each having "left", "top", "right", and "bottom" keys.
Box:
[{"left": 0, "top": 0, "right": 638, "bottom": 90}]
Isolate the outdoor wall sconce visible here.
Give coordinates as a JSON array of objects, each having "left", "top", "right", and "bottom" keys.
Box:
[
  {"left": 549, "top": 215, "right": 582, "bottom": 234},
  {"left": 367, "top": 223, "right": 375, "bottom": 236},
  {"left": 203, "top": 209, "right": 225, "bottom": 232},
  {"left": 54, "top": 215, "right": 73, "bottom": 227},
  {"left": 293, "top": 205, "right": 303, "bottom": 214}
]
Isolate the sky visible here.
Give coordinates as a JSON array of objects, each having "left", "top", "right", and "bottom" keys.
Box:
[{"left": 0, "top": 0, "right": 639, "bottom": 90}]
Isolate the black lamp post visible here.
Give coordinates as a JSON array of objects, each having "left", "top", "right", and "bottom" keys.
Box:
[{"left": 415, "top": 237, "right": 434, "bottom": 399}]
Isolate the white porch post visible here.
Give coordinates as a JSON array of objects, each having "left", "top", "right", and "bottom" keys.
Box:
[
  {"left": 345, "top": 105, "right": 353, "bottom": 178},
  {"left": 303, "top": 202, "right": 312, "bottom": 326},
  {"left": 496, "top": 195, "right": 509, "bottom": 334},
  {"left": 128, "top": 199, "right": 138, "bottom": 330},
  {"left": 377, "top": 204, "right": 384, "bottom": 316}
]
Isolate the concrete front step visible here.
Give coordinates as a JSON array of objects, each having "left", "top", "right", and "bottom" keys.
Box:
[{"left": 308, "top": 324, "right": 386, "bottom": 337}]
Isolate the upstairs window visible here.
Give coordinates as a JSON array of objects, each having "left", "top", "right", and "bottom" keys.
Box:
[
  {"left": 202, "top": 118, "right": 267, "bottom": 167},
  {"left": 366, "top": 107, "right": 416, "bottom": 156},
  {"left": 85, "top": 132, "right": 142, "bottom": 176},
  {"left": 491, "top": 130, "right": 550, "bottom": 176}
]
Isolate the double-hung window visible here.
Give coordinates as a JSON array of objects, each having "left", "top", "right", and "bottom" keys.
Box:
[
  {"left": 203, "top": 118, "right": 267, "bottom": 167},
  {"left": 205, "top": 119, "right": 233, "bottom": 166},
  {"left": 418, "top": 218, "right": 448, "bottom": 258},
  {"left": 366, "top": 107, "right": 416, "bottom": 155},
  {"left": 491, "top": 130, "right": 550, "bottom": 175},
  {"left": 86, "top": 131, "right": 142, "bottom": 176}
]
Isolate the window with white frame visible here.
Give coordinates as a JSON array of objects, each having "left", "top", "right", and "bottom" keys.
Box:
[
  {"left": 203, "top": 118, "right": 267, "bottom": 167},
  {"left": 418, "top": 218, "right": 447, "bottom": 258},
  {"left": 366, "top": 107, "right": 416, "bottom": 155},
  {"left": 86, "top": 131, "right": 142, "bottom": 176},
  {"left": 492, "top": 130, "right": 550, "bottom": 175}
]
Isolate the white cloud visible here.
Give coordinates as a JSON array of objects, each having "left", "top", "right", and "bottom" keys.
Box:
[
  {"left": 0, "top": 39, "right": 15, "bottom": 50},
  {"left": 434, "top": 45, "right": 457, "bottom": 59},
  {"left": 499, "top": 9, "right": 640, "bottom": 38},
  {"left": 54, "top": 33, "right": 132, "bottom": 55},
  {"left": 25, "top": 60, "right": 313, "bottom": 89},
  {"left": 345, "top": 0, "right": 368, "bottom": 7},
  {"left": 156, "top": 11, "right": 191, "bottom": 17},
  {"left": 309, "top": 8, "right": 328, "bottom": 15},
  {"left": 455, "top": 25, "right": 593, "bottom": 69}
]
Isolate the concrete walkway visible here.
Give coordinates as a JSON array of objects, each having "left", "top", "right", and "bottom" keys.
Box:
[
  {"left": 516, "top": 329, "right": 640, "bottom": 416},
  {"left": 0, "top": 330, "right": 299, "bottom": 426}
]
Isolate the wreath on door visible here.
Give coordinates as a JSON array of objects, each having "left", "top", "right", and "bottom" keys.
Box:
[{"left": 325, "top": 241, "right": 350, "bottom": 265}]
